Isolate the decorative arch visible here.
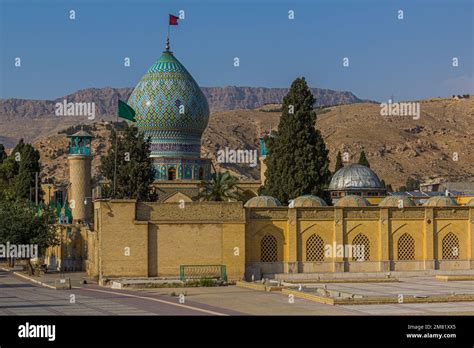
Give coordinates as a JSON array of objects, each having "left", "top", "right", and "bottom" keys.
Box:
[
  {"left": 442, "top": 232, "right": 459, "bottom": 260},
  {"left": 352, "top": 233, "right": 370, "bottom": 261},
  {"left": 397, "top": 233, "right": 415, "bottom": 260},
  {"left": 260, "top": 235, "right": 278, "bottom": 262},
  {"left": 253, "top": 225, "right": 285, "bottom": 262},
  {"left": 305, "top": 234, "right": 325, "bottom": 262}
]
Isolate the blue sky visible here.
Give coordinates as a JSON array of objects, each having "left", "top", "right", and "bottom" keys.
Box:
[{"left": 0, "top": 0, "right": 472, "bottom": 102}]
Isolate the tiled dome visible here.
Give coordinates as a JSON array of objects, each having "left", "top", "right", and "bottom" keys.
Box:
[
  {"left": 379, "top": 196, "right": 415, "bottom": 207},
  {"left": 334, "top": 195, "right": 370, "bottom": 207},
  {"left": 423, "top": 196, "right": 459, "bottom": 207},
  {"left": 128, "top": 50, "right": 209, "bottom": 159},
  {"left": 291, "top": 195, "right": 327, "bottom": 207},
  {"left": 244, "top": 196, "right": 282, "bottom": 208}
]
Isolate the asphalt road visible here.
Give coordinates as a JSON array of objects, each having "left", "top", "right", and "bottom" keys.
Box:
[{"left": 0, "top": 269, "right": 242, "bottom": 316}]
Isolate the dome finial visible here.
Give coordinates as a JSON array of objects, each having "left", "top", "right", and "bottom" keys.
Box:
[{"left": 165, "top": 36, "right": 170, "bottom": 51}]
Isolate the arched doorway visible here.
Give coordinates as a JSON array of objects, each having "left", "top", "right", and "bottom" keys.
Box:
[{"left": 168, "top": 167, "right": 176, "bottom": 180}]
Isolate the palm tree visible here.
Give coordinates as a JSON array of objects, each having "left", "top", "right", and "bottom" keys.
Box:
[{"left": 198, "top": 171, "right": 241, "bottom": 201}]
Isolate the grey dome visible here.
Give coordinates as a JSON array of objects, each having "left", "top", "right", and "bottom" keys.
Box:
[
  {"left": 244, "top": 196, "right": 282, "bottom": 208},
  {"left": 291, "top": 195, "right": 327, "bottom": 207},
  {"left": 329, "top": 164, "right": 383, "bottom": 190},
  {"left": 379, "top": 196, "right": 415, "bottom": 207}
]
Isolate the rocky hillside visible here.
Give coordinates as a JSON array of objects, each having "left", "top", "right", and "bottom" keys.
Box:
[
  {"left": 28, "top": 96, "right": 474, "bottom": 189},
  {"left": 0, "top": 86, "right": 365, "bottom": 144}
]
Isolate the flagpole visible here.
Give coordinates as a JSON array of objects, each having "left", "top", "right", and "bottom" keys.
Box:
[{"left": 166, "top": 18, "right": 170, "bottom": 51}]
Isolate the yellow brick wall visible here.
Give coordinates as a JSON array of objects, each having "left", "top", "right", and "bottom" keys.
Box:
[
  {"left": 86, "top": 200, "right": 474, "bottom": 279},
  {"left": 93, "top": 200, "right": 246, "bottom": 280},
  {"left": 97, "top": 200, "right": 149, "bottom": 277}
]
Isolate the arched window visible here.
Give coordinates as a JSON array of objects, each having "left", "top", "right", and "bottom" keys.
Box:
[
  {"left": 260, "top": 235, "right": 277, "bottom": 262},
  {"left": 198, "top": 167, "right": 204, "bottom": 180},
  {"left": 306, "top": 234, "right": 325, "bottom": 261},
  {"left": 398, "top": 233, "right": 415, "bottom": 260},
  {"left": 168, "top": 167, "right": 176, "bottom": 180},
  {"left": 442, "top": 233, "right": 459, "bottom": 260},
  {"left": 352, "top": 233, "right": 370, "bottom": 261}
]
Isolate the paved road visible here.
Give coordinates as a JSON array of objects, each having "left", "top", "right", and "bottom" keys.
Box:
[
  {"left": 0, "top": 269, "right": 241, "bottom": 315},
  {"left": 4, "top": 269, "right": 471, "bottom": 316}
]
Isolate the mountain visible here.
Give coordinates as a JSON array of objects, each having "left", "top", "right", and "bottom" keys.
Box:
[
  {"left": 25, "top": 96, "right": 474, "bottom": 189},
  {"left": 0, "top": 86, "right": 366, "bottom": 144}
]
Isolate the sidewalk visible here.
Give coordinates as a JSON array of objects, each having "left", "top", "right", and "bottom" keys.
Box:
[{"left": 0, "top": 263, "right": 96, "bottom": 289}]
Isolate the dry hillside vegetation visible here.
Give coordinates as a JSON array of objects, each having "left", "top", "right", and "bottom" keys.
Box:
[{"left": 30, "top": 97, "right": 473, "bottom": 189}]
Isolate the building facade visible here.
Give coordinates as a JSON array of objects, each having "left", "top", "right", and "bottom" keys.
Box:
[
  {"left": 84, "top": 199, "right": 474, "bottom": 281},
  {"left": 45, "top": 39, "right": 474, "bottom": 281}
]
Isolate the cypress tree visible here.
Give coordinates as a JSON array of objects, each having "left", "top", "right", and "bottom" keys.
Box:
[
  {"left": 0, "top": 144, "right": 6, "bottom": 164},
  {"left": 335, "top": 151, "right": 344, "bottom": 172},
  {"left": 14, "top": 144, "right": 42, "bottom": 201},
  {"left": 261, "top": 77, "right": 331, "bottom": 204},
  {"left": 99, "top": 124, "right": 156, "bottom": 201},
  {"left": 358, "top": 150, "right": 370, "bottom": 168}
]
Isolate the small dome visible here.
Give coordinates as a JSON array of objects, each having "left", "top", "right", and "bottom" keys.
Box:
[
  {"left": 379, "top": 196, "right": 415, "bottom": 207},
  {"left": 466, "top": 198, "right": 474, "bottom": 206},
  {"left": 291, "top": 195, "right": 327, "bottom": 207},
  {"left": 423, "top": 196, "right": 459, "bottom": 207},
  {"left": 329, "top": 164, "right": 383, "bottom": 190},
  {"left": 69, "top": 130, "right": 92, "bottom": 138},
  {"left": 334, "top": 195, "right": 370, "bottom": 207},
  {"left": 244, "top": 196, "right": 282, "bottom": 208}
]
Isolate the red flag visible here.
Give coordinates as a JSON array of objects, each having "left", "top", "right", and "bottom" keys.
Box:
[{"left": 169, "top": 14, "right": 179, "bottom": 25}]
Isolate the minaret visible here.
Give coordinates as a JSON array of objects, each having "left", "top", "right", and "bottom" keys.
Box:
[
  {"left": 259, "top": 132, "right": 268, "bottom": 185},
  {"left": 67, "top": 128, "right": 92, "bottom": 223}
]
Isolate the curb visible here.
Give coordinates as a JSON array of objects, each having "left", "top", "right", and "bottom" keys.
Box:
[
  {"left": 1, "top": 267, "right": 56, "bottom": 290},
  {"left": 281, "top": 288, "right": 474, "bottom": 306},
  {"left": 236, "top": 281, "right": 283, "bottom": 292}
]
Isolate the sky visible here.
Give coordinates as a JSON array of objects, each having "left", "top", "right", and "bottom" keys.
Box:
[{"left": 0, "top": 0, "right": 472, "bottom": 102}]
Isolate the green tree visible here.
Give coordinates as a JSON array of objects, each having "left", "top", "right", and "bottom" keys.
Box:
[
  {"left": 261, "top": 77, "right": 331, "bottom": 204},
  {"left": 358, "top": 150, "right": 370, "bottom": 168},
  {"left": 405, "top": 177, "right": 420, "bottom": 191},
  {"left": 398, "top": 177, "right": 419, "bottom": 192},
  {"left": 14, "top": 144, "right": 42, "bottom": 201},
  {"left": 198, "top": 171, "right": 241, "bottom": 201},
  {"left": 0, "top": 144, "right": 7, "bottom": 164},
  {"left": 0, "top": 139, "right": 42, "bottom": 202},
  {"left": 99, "top": 124, "right": 155, "bottom": 200},
  {"left": 335, "top": 151, "right": 344, "bottom": 172},
  {"left": 0, "top": 200, "right": 59, "bottom": 273}
]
